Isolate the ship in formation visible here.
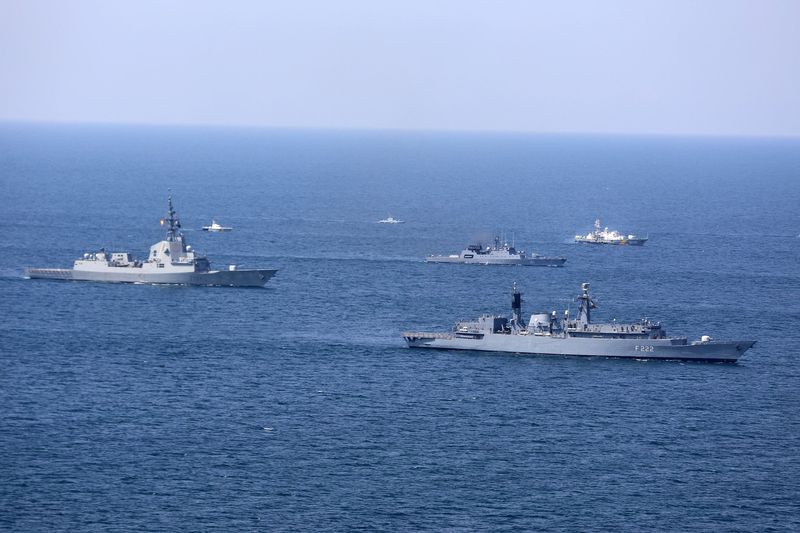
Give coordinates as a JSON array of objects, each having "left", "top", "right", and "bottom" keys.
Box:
[
  {"left": 575, "top": 219, "right": 647, "bottom": 245},
  {"left": 403, "top": 283, "right": 754, "bottom": 362},
  {"left": 25, "top": 195, "right": 276, "bottom": 287},
  {"left": 378, "top": 216, "right": 404, "bottom": 224},
  {"left": 426, "top": 236, "right": 566, "bottom": 266},
  {"left": 202, "top": 219, "right": 233, "bottom": 232}
]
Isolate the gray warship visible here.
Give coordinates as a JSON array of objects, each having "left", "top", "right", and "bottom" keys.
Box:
[
  {"left": 426, "top": 237, "right": 566, "bottom": 266},
  {"left": 25, "top": 195, "right": 277, "bottom": 287},
  {"left": 575, "top": 219, "right": 648, "bottom": 245},
  {"left": 403, "top": 283, "right": 754, "bottom": 362}
]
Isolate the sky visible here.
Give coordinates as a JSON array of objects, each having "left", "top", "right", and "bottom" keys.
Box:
[{"left": 1, "top": 0, "right": 799, "bottom": 136}]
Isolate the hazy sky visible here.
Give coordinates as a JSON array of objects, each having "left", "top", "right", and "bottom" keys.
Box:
[{"left": 1, "top": 0, "right": 799, "bottom": 136}]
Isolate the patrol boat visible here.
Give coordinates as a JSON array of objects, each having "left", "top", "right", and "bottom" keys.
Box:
[
  {"left": 403, "top": 283, "right": 754, "bottom": 362},
  {"left": 575, "top": 219, "right": 647, "bottom": 245},
  {"left": 378, "top": 216, "right": 404, "bottom": 224},
  {"left": 202, "top": 220, "right": 232, "bottom": 232},
  {"left": 25, "top": 195, "right": 277, "bottom": 287},
  {"left": 426, "top": 236, "right": 566, "bottom": 266}
]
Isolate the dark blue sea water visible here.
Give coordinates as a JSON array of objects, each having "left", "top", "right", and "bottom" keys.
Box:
[{"left": 1, "top": 123, "right": 799, "bottom": 531}]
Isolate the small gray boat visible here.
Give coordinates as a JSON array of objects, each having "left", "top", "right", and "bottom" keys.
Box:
[
  {"left": 426, "top": 237, "right": 566, "bottom": 266},
  {"left": 25, "top": 195, "right": 277, "bottom": 287},
  {"left": 403, "top": 283, "right": 754, "bottom": 362}
]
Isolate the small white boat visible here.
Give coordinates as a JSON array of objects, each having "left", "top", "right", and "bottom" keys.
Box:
[
  {"left": 575, "top": 219, "right": 647, "bottom": 246},
  {"left": 202, "top": 220, "right": 233, "bottom": 232},
  {"left": 378, "top": 216, "right": 404, "bottom": 224}
]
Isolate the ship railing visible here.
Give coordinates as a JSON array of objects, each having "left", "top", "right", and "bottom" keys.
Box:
[
  {"left": 26, "top": 268, "right": 72, "bottom": 279},
  {"left": 402, "top": 332, "right": 454, "bottom": 340}
]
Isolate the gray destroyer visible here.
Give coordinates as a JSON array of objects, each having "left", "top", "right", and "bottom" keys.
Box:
[
  {"left": 25, "top": 195, "right": 277, "bottom": 287},
  {"left": 426, "top": 237, "right": 566, "bottom": 266},
  {"left": 404, "top": 283, "right": 754, "bottom": 362}
]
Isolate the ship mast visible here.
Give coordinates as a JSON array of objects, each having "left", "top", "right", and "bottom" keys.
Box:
[
  {"left": 577, "top": 282, "right": 597, "bottom": 324},
  {"left": 164, "top": 193, "right": 182, "bottom": 243},
  {"left": 511, "top": 282, "right": 523, "bottom": 326}
]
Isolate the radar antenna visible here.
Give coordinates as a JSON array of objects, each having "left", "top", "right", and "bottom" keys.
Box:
[{"left": 164, "top": 191, "right": 183, "bottom": 243}]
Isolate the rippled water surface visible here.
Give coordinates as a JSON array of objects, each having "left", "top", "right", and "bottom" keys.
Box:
[{"left": 1, "top": 124, "right": 799, "bottom": 531}]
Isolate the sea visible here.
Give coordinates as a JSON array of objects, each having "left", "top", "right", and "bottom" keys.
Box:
[{"left": 1, "top": 123, "right": 799, "bottom": 531}]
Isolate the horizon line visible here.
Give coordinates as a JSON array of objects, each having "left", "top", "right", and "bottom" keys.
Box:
[{"left": 1, "top": 118, "right": 799, "bottom": 141}]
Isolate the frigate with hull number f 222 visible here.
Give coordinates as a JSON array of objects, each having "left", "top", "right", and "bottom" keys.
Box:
[{"left": 404, "top": 283, "right": 754, "bottom": 362}]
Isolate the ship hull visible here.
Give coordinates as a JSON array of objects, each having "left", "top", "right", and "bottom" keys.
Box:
[
  {"left": 25, "top": 267, "right": 277, "bottom": 287},
  {"left": 402, "top": 333, "right": 754, "bottom": 362},
  {"left": 426, "top": 256, "right": 566, "bottom": 266},
  {"left": 525, "top": 257, "right": 567, "bottom": 266},
  {"left": 575, "top": 238, "right": 647, "bottom": 246}
]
